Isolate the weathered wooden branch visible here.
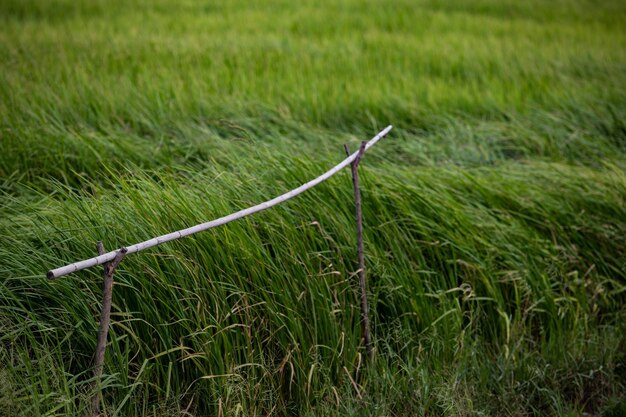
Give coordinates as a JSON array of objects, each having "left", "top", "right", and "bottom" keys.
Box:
[
  {"left": 344, "top": 141, "right": 373, "bottom": 361},
  {"left": 91, "top": 242, "right": 126, "bottom": 417},
  {"left": 47, "top": 125, "right": 392, "bottom": 279}
]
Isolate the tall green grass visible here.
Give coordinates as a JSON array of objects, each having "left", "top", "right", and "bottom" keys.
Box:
[{"left": 1, "top": 0, "right": 625, "bottom": 415}]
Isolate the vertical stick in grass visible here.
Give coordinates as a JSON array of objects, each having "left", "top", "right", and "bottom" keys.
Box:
[
  {"left": 344, "top": 141, "right": 373, "bottom": 361},
  {"left": 91, "top": 242, "right": 127, "bottom": 417}
]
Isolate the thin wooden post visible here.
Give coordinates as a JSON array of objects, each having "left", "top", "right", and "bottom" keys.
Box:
[
  {"left": 344, "top": 141, "right": 373, "bottom": 361},
  {"left": 91, "top": 242, "right": 127, "bottom": 417}
]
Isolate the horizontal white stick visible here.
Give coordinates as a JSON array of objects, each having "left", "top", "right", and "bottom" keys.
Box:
[{"left": 47, "top": 125, "right": 392, "bottom": 279}]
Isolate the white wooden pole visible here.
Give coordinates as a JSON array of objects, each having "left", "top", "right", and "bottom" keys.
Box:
[{"left": 47, "top": 125, "right": 392, "bottom": 279}]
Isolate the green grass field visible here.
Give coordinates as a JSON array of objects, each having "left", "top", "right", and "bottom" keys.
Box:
[{"left": 1, "top": 0, "right": 625, "bottom": 415}]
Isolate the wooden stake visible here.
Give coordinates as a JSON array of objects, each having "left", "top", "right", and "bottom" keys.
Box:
[
  {"left": 91, "top": 242, "right": 127, "bottom": 417},
  {"left": 344, "top": 141, "right": 373, "bottom": 361}
]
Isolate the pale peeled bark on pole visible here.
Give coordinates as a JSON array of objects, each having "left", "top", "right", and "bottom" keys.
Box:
[{"left": 47, "top": 125, "right": 392, "bottom": 279}]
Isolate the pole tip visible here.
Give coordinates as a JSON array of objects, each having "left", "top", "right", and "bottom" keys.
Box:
[{"left": 46, "top": 270, "right": 55, "bottom": 279}]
